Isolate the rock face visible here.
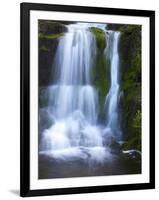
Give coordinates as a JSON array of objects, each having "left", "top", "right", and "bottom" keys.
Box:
[
  {"left": 38, "top": 20, "right": 67, "bottom": 87},
  {"left": 90, "top": 27, "right": 106, "bottom": 51},
  {"left": 119, "top": 25, "right": 142, "bottom": 151},
  {"left": 90, "top": 27, "right": 109, "bottom": 121},
  {"left": 39, "top": 20, "right": 67, "bottom": 35},
  {"left": 106, "top": 24, "right": 141, "bottom": 151},
  {"left": 106, "top": 23, "right": 123, "bottom": 31}
]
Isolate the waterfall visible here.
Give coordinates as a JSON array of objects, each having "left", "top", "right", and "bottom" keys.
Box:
[
  {"left": 48, "top": 23, "right": 97, "bottom": 122},
  {"left": 40, "top": 23, "right": 121, "bottom": 162},
  {"left": 105, "top": 31, "right": 122, "bottom": 140}
]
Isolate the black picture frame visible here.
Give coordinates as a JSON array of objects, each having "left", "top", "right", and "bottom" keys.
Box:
[{"left": 20, "top": 2, "right": 155, "bottom": 197}]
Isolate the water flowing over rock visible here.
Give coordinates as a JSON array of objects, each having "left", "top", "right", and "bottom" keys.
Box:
[
  {"left": 104, "top": 31, "right": 122, "bottom": 140},
  {"left": 39, "top": 23, "right": 122, "bottom": 163}
]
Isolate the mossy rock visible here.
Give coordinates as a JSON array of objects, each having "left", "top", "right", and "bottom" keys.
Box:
[
  {"left": 124, "top": 110, "right": 141, "bottom": 151},
  {"left": 119, "top": 25, "right": 141, "bottom": 35},
  {"left": 39, "top": 20, "right": 67, "bottom": 35},
  {"left": 90, "top": 27, "right": 106, "bottom": 50},
  {"left": 122, "top": 136, "right": 141, "bottom": 151},
  {"left": 89, "top": 27, "right": 109, "bottom": 120},
  {"left": 39, "top": 32, "right": 64, "bottom": 40},
  {"left": 119, "top": 24, "right": 141, "bottom": 151},
  {"left": 38, "top": 20, "right": 67, "bottom": 87},
  {"left": 90, "top": 51, "right": 110, "bottom": 120}
]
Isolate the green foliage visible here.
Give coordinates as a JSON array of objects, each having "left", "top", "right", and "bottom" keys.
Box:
[
  {"left": 39, "top": 32, "right": 64, "bottom": 40},
  {"left": 119, "top": 25, "right": 141, "bottom": 35},
  {"left": 119, "top": 25, "right": 142, "bottom": 151},
  {"left": 122, "top": 109, "right": 141, "bottom": 151},
  {"left": 122, "top": 136, "right": 141, "bottom": 151},
  {"left": 133, "top": 110, "right": 141, "bottom": 129},
  {"left": 90, "top": 27, "right": 106, "bottom": 50}
]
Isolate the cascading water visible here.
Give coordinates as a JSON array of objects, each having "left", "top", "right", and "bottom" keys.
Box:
[
  {"left": 40, "top": 23, "right": 121, "bottom": 163},
  {"left": 104, "top": 32, "right": 122, "bottom": 140}
]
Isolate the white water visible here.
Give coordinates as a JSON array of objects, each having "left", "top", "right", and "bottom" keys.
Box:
[
  {"left": 105, "top": 31, "right": 122, "bottom": 140},
  {"left": 40, "top": 23, "right": 121, "bottom": 162}
]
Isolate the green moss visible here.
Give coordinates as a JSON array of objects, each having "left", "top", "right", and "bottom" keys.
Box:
[
  {"left": 38, "top": 21, "right": 67, "bottom": 87},
  {"left": 90, "top": 27, "right": 109, "bottom": 119},
  {"left": 122, "top": 135, "right": 141, "bottom": 151},
  {"left": 119, "top": 25, "right": 141, "bottom": 151},
  {"left": 133, "top": 110, "right": 141, "bottom": 129},
  {"left": 39, "top": 20, "right": 66, "bottom": 27},
  {"left": 91, "top": 52, "right": 110, "bottom": 120},
  {"left": 127, "top": 109, "right": 141, "bottom": 150},
  {"left": 90, "top": 27, "right": 106, "bottom": 50},
  {"left": 39, "top": 32, "right": 64, "bottom": 40},
  {"left": 94, "top": 54, "right": 110, "bottom": 96},
  {"left": 119, "top": 25, "right": 141, "bottom": 34}
]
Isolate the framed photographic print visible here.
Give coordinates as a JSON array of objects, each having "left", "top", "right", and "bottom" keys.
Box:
[{"left": 20, "top": 2, "right": 155, "bottom": 197}]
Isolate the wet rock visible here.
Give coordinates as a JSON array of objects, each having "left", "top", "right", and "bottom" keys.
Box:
[
  {"left": 39, "top": 20, "right": 67, "bottom": 35},
  {"left": 39, "top": 108, "right": 54, "bottom": 136},
  {"left": 38, "top": 20, "right": 68, "bottom": 87}
]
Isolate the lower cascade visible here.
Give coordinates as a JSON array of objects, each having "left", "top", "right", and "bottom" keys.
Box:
[{"left": 40, "top": 23, "right": 122, "bottom": 163}]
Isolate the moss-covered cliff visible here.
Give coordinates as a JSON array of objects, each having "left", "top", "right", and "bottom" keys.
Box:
[
  {"left": 119, "top": 25, "right": 142, "bottom": 151},
  {"left": 38, "top": 20, "right": 67, "bottom": 87},
  {"left": 90, "top": 27, "right": 110, "bottom": 120},
  {"left": 90, "top": 27, "right": 106, "bottom": 51},
  {"left": 107, "top": 24, "right": 141, "bottom": 151}
]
